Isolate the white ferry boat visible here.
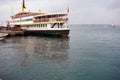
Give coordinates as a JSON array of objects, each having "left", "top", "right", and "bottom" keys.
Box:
[{"left": 7, "top": 0, "right": 70, "bottom": 37}]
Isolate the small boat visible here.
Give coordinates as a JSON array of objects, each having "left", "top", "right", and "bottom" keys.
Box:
[
  {"left": 0, "top": 33, "right": 8, "bottom": 41},
  {"left": 0, "top": 37, "right": 4, "bottom": 41},
  {"left": 112, "top": 24, "right": 116, "bottom": 27},
  {"left": 0, "top": 33, "right": 8, "bottom": 37}
]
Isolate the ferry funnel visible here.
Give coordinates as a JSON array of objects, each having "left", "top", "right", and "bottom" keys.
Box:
[{"left": 22, "top": 0, "right": 26, "bottom": 13}]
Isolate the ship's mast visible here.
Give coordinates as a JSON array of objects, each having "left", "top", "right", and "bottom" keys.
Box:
[{"left": 22, "top": 0, "right": 26, "bottom": 13}]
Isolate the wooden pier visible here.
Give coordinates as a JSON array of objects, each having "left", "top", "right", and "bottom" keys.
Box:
[{"left": 0, "top": 30, "right": 25, "bottom": 36}]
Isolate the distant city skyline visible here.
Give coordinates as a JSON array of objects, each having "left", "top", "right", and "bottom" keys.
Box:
[{"left": 0, "top": 0, "right": 120, "bottom": 25}]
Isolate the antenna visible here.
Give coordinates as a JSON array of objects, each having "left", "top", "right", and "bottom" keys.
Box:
[{"left": 11, "top": 7, "right": 13, "bottom": 16}]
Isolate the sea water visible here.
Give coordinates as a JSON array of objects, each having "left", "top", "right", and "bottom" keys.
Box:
[{"left": 0, "top": 25, "right": 120, "bottom": 80}]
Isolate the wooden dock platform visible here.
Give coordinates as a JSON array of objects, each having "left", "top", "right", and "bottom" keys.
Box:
[{"left": 0, "top": 30, "right": 25, "bottom": 36}]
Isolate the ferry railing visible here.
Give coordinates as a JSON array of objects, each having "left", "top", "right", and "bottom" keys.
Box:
[
  {"left": 11, "top": 14, "right": 39, "bottom": 19},
  {"left": 33, "top": 18, "right": 68, "bottom": 23}
]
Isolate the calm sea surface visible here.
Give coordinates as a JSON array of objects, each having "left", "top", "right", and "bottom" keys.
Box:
[{"left": 0, "top": 25, "right": 120, "bottom": 80}]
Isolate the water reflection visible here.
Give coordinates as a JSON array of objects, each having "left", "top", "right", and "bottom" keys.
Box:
[{"left": 17, "top": 37, "right": 70, "bottom": 66}]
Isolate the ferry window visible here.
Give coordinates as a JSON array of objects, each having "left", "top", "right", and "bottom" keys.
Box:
[{"left": 58, "top": 23, "right": 60, "bottom": 28}]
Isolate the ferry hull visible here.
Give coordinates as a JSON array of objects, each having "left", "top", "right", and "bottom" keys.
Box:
[{"left": 25, "top": 30, "right": 70, "bottom": 37}]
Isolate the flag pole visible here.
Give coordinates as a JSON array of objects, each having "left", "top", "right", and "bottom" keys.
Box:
[{"left": 66, "top": 5, "right": 69, "bottom": 27}]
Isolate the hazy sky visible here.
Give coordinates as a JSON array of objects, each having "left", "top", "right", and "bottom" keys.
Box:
[{"left": 0, "top": 0, "right": 120, "bottom": 25}]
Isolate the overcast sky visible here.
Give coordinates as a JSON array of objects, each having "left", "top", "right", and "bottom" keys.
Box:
[{"left": 0, "top": 0, "right": 120, "bottom": 25}]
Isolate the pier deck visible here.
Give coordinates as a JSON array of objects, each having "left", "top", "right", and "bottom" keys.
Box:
[{"left": 0, "top": 30, "right": 24, "bottom": 36}]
